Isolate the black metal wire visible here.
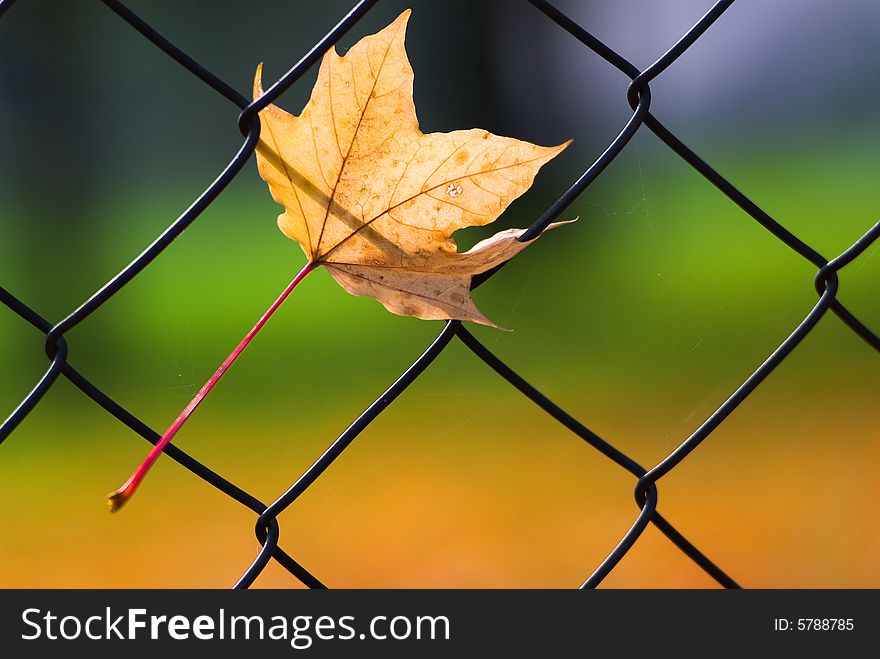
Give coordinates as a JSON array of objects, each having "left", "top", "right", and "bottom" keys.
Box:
[
  {"left": 1, "top": 0, "right": 877, "bottom": 589},
  {"left": 0, "top": 286, "right": 326, "bottom": 588},
  {"left": 454, "top": 326, "right": 739, "bottom": 589},
  {"left": 0, "top": 0, "right": 19, "bottom": 20}
]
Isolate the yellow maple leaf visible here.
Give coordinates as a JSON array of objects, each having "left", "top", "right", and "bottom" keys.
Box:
[
  {"left": 106, "top": 9, "right": 571, "bottom": 512},
  {"left": 254, "top": 9, "right": 570, "bottom": 328}
]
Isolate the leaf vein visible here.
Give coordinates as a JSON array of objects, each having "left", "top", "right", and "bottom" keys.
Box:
[{"left": 314, "top": 20, "right": 405, "bottom": 256}]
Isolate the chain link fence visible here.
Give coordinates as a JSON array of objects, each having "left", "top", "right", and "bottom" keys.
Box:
[{"left": 1, "top": 0, "right": 878, "bottom": 589}]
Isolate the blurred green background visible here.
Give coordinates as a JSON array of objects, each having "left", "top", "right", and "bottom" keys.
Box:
[{"left": 1, "top": 0, "right": 878, "bottom": 588}]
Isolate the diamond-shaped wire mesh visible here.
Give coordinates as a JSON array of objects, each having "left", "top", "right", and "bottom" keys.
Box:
[{"left": 1, "top": 0, "right": 877, "bottom": 589}]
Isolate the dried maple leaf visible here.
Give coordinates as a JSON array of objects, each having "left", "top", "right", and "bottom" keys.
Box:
[
  {"left": 254, "top": 9, "right": 570, "bottom": 328},
  {"left": 106, "top": 9, "right": 570, "bottom": 512}
]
